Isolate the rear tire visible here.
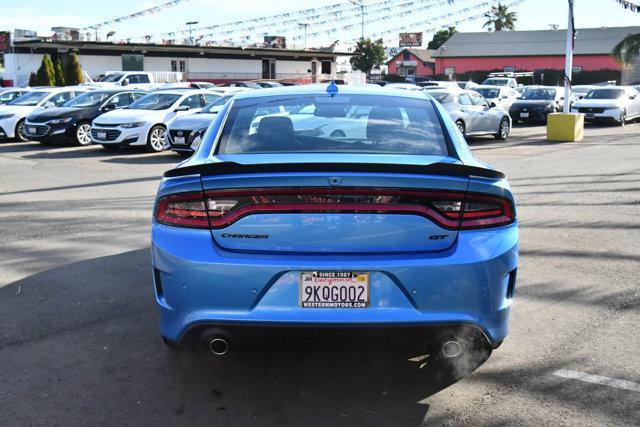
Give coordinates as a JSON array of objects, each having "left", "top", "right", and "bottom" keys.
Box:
[
  {"left": 618, "top": 110, "right": 626, "bottom": 127},
  {"left": 75, "top": 121, "right": 92, "bottom": 146},
  {"left": 147, "top": 125, "right": 166, "bottom": 153},
  {"left": 455, "top": 120, "right": 466, "bottom": 137},
  {"left": 495, "top": 117, "right": 510, "bottom": 140},
  {"left": 14, "top": 119, "right": 28, "bottom": 142}
]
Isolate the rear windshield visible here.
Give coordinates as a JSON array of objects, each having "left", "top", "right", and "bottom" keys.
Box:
[
  {"left": 521, "top": 88, "right": 556, "bottom": 100},
  {"left": 585, "top": 89, "right": 624, "bottom": 99},
  {"left": 216, "top": 94, "right": 448, "bottom": 156}
]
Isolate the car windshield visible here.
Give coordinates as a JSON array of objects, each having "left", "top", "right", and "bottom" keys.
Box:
[
  {"left": 474, "top": 88, "right": 501, "bottom": 99},
  {"left": 201, "top": 95, "right": 234, "bottom": 113},
  {"left": 520, "top": 88, "right": 556, "bottom": 100},
  {"left": 128, "top": 93, "right": 181, "bottom": 110},
  {"left": 99, "top": 73, "right": 124, "bottom": 82},
  {"left": 7, "top": 91, "right": 50, "bottom": 106},
  {"left": 63, "top": 91, "right": 112, "bottom": 108},
  {"left": 585, "top": 89, "right": 625, "bottom": 99},
  {"left": 216, "top": 94, "right": 449, "bottom": 156},
  {"left": 484, "top": 79, "right": 507, "bottom": 86}
]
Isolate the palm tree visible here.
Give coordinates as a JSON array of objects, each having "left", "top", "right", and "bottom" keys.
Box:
[
  {"left": 612, "top": 33, "right": 640, "bottom": 67},
  {"left": 483, "top": 3, "right": 518, "bottom": 32}
]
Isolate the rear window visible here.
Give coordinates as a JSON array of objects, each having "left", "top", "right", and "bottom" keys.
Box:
[{"left": 216, "top": 94, "right": 448, "bottom": 156}]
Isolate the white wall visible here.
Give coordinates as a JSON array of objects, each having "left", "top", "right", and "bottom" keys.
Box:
[
  {"left": 144, "top": 56, "right": 263, "bottom": 73},
  {"left": 274, "top": 60, "right": 313, "bottom": 75},
  {"left": 4, "top": 53, "right": 44, "bottom": 85},
  {"left": 78, "top": 55, "right": 120, "bottom": 79}
]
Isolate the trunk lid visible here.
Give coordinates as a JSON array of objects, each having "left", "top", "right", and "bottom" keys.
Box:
[{"left": 199, "top": 155, "right": 470, "bottom": 254}]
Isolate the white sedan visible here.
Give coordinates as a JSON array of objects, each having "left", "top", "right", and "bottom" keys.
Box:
[
  {"left": 472, "top": 85, "right": 519, "bottom": 111},
  {"left": 0, "top": 87, "right": 88, "bottom": 141},
  {"left": 90, "top": 90, "right": 217, "bottom": 152},
  {"left": 571, "top": 86, "right": 640, "bottom": 125}
]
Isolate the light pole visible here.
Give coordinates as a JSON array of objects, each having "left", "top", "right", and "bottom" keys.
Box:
[
  {"left": 348, "top": 0, "right": 365, "bottom": 40},
  {"left": 562, "top": 0, "right": 575, "bottom": 114},
  {"left": 186, "top": 21, "right": 199, "bottom": 45},
  {"left": 298, "top": 23, "right": 309, "bottom": 50}
]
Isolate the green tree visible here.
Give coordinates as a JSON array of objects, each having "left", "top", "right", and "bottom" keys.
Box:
[
  {"left": 28, "top": 71, "right": 38, "bottom": 87},
  {"left": 349, "top": 38, "right": 386, "bottom": 76},
  {"left": 483, "top": 3, "right": 518, "bottom": 31},
  {"left": 427, "top": 26, "right": 457, "bottom": 50},
  {"left": 36, "top": 54, "right": 56, "bottom": 86},
  {"left": 612, "top": 33, "right": 640, "bottom": 67},
  {"left": 64, "top": 53, "right": 84, "bottom": 85},
  {"left": 54, "top": 57, "right": 66, "bottom": 86}
]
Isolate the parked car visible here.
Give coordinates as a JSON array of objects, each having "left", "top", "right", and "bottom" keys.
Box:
[
  {"left": 0, "top": 88, "right": 30, "bottom": 105},
  {"left": 152, "top": 85, "right": 518, "bottom": 374},
  {"left": 420, "top": 81, "right": 462, "bottom": 91},
  {"left": 222, "top": 81, "right": 264, "bottom": 89},
  {"left": 472, "top": 85, "right": 519, "bottom": 110},
  {"left": 91, "top": 90, "right": 218, "bottom": 152},
  {"left": 166, "top": 93, "right": 236, "bottom": 156},
  {"left": 0, "top": 87, "right": 89, "bottom": 142},
  {"left": 571, "top": 86, "right": 640, "bottom": 125},
  {"left": 91, "top": 72, "right": 162, "bottom": 90},
  {"left": 158, "top": 81, "right": 217, "bottom": 90},
  {"left": 481, "top": 77, "right": 518, "bottom": 90},
  {"left": 256, "top": 81, "right": 284, "bottom": 88},
  {"left": 509, "top": 86, "right": 569, "bottom": 124},
  {"left": 429, "top": 88, "right": 511, "bottom": 140},
  {"left": 454, "top": 81, "right": 478, "bottom": 90},
  {"left": 384, "top": 82, "right": 422, "bottom": 91},
  {"left": 24, "top": 89, "right": 146, "bottom": 145}
]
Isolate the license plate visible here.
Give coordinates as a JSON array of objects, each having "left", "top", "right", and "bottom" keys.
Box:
[
  {"left": 520, "top": 112, "right": 529, "bottom": 118},
  {"left": 97, "top": 131, "right": 107, "bottom": 139},
  {"left": 28, "top": 127, "right": 37, "bottom": 134},
  {"left": 299, "top": 271, "right": 369, "bottom": 308},
  {"left": 586, "top": 113, "right": 595, "bottom": 118},
  {"left": 174, "top": 136, "right": 185, "bottom": 145}
]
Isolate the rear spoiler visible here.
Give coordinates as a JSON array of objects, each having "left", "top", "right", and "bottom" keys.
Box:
[{"left": 163, "top": 162, "right": 505, "bottom": 180}]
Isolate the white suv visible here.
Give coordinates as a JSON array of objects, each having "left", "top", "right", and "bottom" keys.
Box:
[{"left": 90, "top": 90, "right": 218, "bottom": 152}]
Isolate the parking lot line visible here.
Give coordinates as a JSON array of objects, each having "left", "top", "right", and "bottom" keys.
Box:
[{"left": 553, "top": 369, "right": 640, "bottom": 392}]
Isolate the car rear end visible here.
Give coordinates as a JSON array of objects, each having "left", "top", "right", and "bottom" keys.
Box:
[{"left": 151, "top": 87, "right": 518, "bottom": 361}]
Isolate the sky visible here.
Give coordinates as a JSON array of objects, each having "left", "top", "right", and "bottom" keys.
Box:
[{"left": 0, "top": 0, "right": 639, "bottom": 49}]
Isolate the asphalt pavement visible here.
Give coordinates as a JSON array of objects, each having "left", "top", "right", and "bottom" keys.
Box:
[{"left": 0, "top": 124, "right": 638, "bottom": 425}]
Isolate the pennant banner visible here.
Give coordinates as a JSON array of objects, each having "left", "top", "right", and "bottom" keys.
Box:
[
  {"left": 82, "top": 0, "right": 191, "bottom": 30},
  {"left": 613, "top": 0, "right": 640, "bottom": 12}
]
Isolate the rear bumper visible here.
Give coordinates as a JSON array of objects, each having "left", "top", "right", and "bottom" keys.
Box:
[{"left": 151, "top": 222, "right": 519, "bottom": 346}]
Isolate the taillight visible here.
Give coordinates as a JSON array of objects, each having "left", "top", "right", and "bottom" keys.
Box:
[{"left": 154, "top": 189, "right": 514, "bottom": 230}]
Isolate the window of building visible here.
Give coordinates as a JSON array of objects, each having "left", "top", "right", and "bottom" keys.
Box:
[
  {"left": 321, "top": 60, "right": 332, "bottom": 74},
  {"left": 398, "top": 68, "right": 407, "bottom": 76},
  {"left": 402, "top": 51, "right": 410, "bottom": 61},
  {"left": 122, "top": 54, "right": 144, "bottom": 71}
]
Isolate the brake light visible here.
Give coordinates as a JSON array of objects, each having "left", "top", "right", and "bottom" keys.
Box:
[{"left": 154, "top": 188, "right": 514, "bottom": 230}]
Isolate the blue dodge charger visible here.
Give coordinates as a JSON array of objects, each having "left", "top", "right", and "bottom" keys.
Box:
[{"left": 151, "top": 84, "right": 518, "bottom": 369}]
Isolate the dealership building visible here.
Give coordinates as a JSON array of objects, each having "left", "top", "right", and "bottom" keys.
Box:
[
  {"left": 1, "top": 35, "right": 347, "bottom": 86},
  {"left": 431, "top": 26, "right": 640, "bottom": 83}
]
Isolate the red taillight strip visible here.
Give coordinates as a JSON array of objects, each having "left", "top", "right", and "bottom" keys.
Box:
[
  {"left": 155, "top": 192, "right": 210, "bottom": 229},
  {"left": 206, "top": 202, "right": 460, "bottom": 229}
]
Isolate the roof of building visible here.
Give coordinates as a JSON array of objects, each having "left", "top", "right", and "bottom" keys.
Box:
[
  {"left": 10, "top": 39, "right": 351, "bottom": 59},
  {"left": 432, "top": 26, "right": 640, "bottom": 58},
  {"left": 387, "top": 48, "right": 436, "bottom": 65}
]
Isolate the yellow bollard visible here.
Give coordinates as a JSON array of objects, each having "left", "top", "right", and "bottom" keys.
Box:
[{"left": 546, "top": 113, "right": 584, "bottom": 142}]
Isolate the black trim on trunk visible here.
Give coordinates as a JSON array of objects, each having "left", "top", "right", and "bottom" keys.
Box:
[{"left": 163, "top": 161, "right": 505, "bottom": 180}]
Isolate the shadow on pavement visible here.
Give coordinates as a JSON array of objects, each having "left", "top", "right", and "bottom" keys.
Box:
[{"left": 0, "top": 249, "right": 488, "bottom": 425}]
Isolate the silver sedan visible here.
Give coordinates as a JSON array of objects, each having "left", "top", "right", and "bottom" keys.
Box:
[{"left": 428, "top": 89, "right": 512, "bottom": 140}]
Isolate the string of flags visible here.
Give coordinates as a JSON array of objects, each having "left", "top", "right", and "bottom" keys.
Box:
[
  {"left": 613, "top": 0, "right": 640, "bottom": 12},
  {"left": 82, "top": 0, "right": 191, "bottom": 30}
]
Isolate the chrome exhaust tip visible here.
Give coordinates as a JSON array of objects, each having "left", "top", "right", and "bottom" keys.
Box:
[
  {"left": 209, "top": 338, "right": 229, "bottom": 356},
  {"left": 441, "top": 340, "right": 462, "bottom": 358}
]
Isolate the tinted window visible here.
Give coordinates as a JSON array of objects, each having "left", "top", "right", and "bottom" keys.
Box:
[
  {"left": 521, "top": 88, "right": 556, "bottom": 100},
  {"left": 202, "top": 95, "right": 234, "bottom": 113},
  {"left": 181, "top": 94, "right": 203, "bottom": 109},
  {"left": 585, "top": 89, "right": 625, "bottom": 99},
  {"left": 132, "top": 92, "right": 147, "bottom": 100},
  {"left": 127, "top": 75, "right": 139, "bottom": 84},
  {"left": 0, "top": 91, "right": 23, "bottom": 103},
  {"left": 137, "top": 74, "right": 151, "bottom": 84},
  {"left": 106, "top": 93, "right": 133, "bottom": 108},
  {"left": 128, "top": 93, "right": 181, "bottom": 110},
  {"left": 51, "top": 92, "right": 74, "bottom": 106},
  {"left": 216, "top": 94, "right": 448, "bottom": 156},
  {"left": 64, "top": 91, "right": 112, "bottom": 107},
  {"left": 99, "top": 73, "right": 124, "bottom": 82},
  {"left": 203, "top": 93, "right": 221, "bottom": 104},
  {"left": 474, "top": 88, "right": 500, "bottom": 99},
  {"left": 8, "top": 91, "right": 50, "bottom": 106},
  {"left": 470, "top": 93, "right": 488, "bottom": 107}
]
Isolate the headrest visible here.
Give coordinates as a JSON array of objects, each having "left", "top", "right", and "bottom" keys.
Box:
[{"left": 366, "top": 106, "right": 404, "bottom": 141}]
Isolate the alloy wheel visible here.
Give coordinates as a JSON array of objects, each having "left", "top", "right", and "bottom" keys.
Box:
[
  {"left": 499, "top": 118, "right": 510, "bottom": 139},
  {"left": 76, "top": 123, "right": 92, "bottom": 146},
  {"left": 17, "top": 121, "right": 28, "bottom": 142},
  {"left": 149, "top": 128, "right": 166, "bottom": 152}
]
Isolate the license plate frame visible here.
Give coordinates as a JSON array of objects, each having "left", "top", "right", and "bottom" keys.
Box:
[
  {"left": 27, "top": 126, "right": 37, "bottom": 134},
  {"left": 299, "top": 271, "right": 369, "bottom": 308},
  {"left": 520, "top": 112, "right": 529, "bottom": 118},
  {"left": 97, "top": 131, "right": 107, "bottom": 140},
  {"left": 586, "top": 113, "right": 595, "bottom": 119},
  {"left": 174, "top": 136, "right": 186, "bottom": 145}
]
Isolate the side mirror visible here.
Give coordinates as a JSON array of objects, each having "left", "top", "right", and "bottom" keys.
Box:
[
  {"left": 489, "top": 101, "right": 496, "bottom": 108},
  {"left": 44, "top": 101, "right": 55, "bottom": 108},
  {"left": 175, "top": 105, "right": 190, "bottom": 112},
  {"left": 629, "top": 95, "right": 636, "bottom": 100},
  {"left": 121, "top": 78, "right": 129, "bottom": 86},
  {"left": 102, "top": 104, "right": 116, "bottom": 112}
]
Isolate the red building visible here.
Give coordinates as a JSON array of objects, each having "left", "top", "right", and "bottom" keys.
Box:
[
  {"left": 386, "top": 48, "right": 435, "bottom": 79},
  {"left": 432, "top": 26, "right": 639, "bottom": 79}
]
